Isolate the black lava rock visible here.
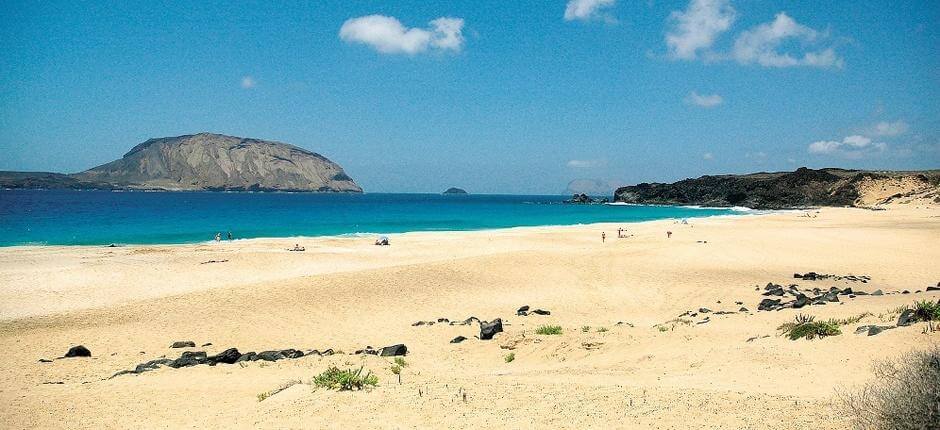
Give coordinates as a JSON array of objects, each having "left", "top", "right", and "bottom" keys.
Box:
[
  {"left": 257, "top": 350, "right": 286, "bottom": 361},
  {"left": 171, "top": 341, "right": 196, "bottom": 348},
  {"left": 379, "top": 344, "right": 408, "bottom": 356},
  {"left": 170, "top": 351, "right": 207, "bottom": 368},
  {"left": 208, "top": 348, "right": 241, "bottom": 365},
  {"left": 531, "top": 309, "right": 551, "bottom": 315},
  {"left": 450, "top": 336, "right": 467, "bottom": 344},
  {"left": 897, "top": 309, "right": 916, "bottom": 327},
  {"left": 479, "top": 318, "right": 504, "bottom": 340},
  {"left": 64, "top": 345, "right": 91, "bottom": 358},
  {"left": 517, "top": 305, "right": 530, "bottom": 316}
]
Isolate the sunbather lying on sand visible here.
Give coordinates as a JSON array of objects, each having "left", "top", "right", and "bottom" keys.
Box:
[{"left": 288, "top": 244, "right": 305, "bottom": 251}]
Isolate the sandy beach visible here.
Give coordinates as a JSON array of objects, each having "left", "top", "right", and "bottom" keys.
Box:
[{"left": 1, "top": 206, "right": 938, "bottom": 429}]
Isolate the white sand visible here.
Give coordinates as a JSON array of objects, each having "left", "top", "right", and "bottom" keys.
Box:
[{"left": 1, "top": 206, "right": 938, "bottom": 428}]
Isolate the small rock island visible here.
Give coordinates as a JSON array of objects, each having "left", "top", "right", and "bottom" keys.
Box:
[{"left": 442, "top": 187, "right": 468, "bottom": 195}]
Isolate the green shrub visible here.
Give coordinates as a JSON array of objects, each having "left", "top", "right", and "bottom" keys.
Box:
[
  {"left": 504, "top": 352, "right": 515, "bottom": 363},
  {"left": 581, "top": 326, "right": 590, "bottom": 333},
  {"left": 596, "top": 327, "right": 608, "bottom": 333},
  {"left": 778, "top": 314, "right": 841, "bottom": 340},
  {"left": 912, "top": 300, "right": 940, "bottom": 322},
  {"left": 313, "top": 366, "right": 378, "bottom": 391},
  {"left": 535, "top": 325, "right": 563, "bottom": 335},
  {"left": 393, "top": 357, "right": 408, "bottom": 367}
]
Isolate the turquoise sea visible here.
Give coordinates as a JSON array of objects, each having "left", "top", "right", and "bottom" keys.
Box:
[{"left": 0, "top": 190, "right": 740, "bottom": 246}]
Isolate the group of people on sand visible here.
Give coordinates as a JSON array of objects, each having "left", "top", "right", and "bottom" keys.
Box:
[
  {"left": 214, "top": 231, "right": 233, "bottom": 242},
  {"left": 601, "top": 227, "right": 635, "bottom": 242}
]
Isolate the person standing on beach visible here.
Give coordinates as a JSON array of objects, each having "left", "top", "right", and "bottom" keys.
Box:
[
  {"left": 602, "top": 232, "right": 606, "bottom": 243},
  {"left": 227, "top": 231, "right": 233, "bottom": 241},
  {"left": 666, "top": 231, "right": 672, "bottom": 239},
  {"left": 215, "top": 232, "right": 221, "bottom": 242}
]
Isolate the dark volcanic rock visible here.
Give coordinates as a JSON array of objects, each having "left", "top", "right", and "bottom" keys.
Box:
[
  {"left": 897, "top": 309, "right": 916, "bottom": 327},
  {"left": 64, "top": 345, "right": 91, "bottom": 358},
  {"left": 758, "top": 299, "right": 782, "bottom": 311},
  {"left": 450, "top": 336, "right": 467, "bottom": 344},
  {"left": 531, "top": 309, "right": 551, "bottom": 315},
  {"left": 280, "top": 349, "right": 304, "bottom": 359},
  {"left": 613, "top": 168, "right": 939, "bottom": 209},
  {"left": 442, "top": 187, "right": 468, "bottom": 194},
  {"left": 257, "top": 350, "right": 287, "bottom": 361},
  {"left": 379, "top": 344, "right": 408, "bottom": 357},
  {"left": 171, "top": 341, "right": 196, "bottom": 348},
  {"left": 208, "top": 348, "right": 241, "bottom": 365},
  {"left": 170, "top": 351, "right": 207, "bottom": 368},
  {"left": 479, "top": 319, "right": 504, "bottom": 340},
  {"left": 236, "top": 352, "right": 258, "bottom": 362},
  {"left": 517, "top": 305, "right": 530, "bottom": 316}
]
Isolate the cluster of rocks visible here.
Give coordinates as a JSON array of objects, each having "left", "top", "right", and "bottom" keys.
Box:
[
  {"left": 516, "top": 306, "right": 550, "bottom": 316},
  {"left": 107, "top": 342, "right": 405, "bottom": 379},
  {"left": 411, "top": 317, "right": 480, "bottom": 327},
  {"left": 756, "top": 282, "right": 885, "bottom": 311},
  {"left": 793, "top": 272, "right": 870, "bottom": 283},
  {"left": 565, "top": 193, "right": 609, "bottom": 204}
]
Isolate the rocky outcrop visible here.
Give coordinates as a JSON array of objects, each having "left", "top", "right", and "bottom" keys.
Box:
[
  {"left": 613, "top": 168, "right": 940, "bottom": 209},
  {"left": 2, "top": 133, "right": 361, "bottom": 193},
  {"left": 443, "top": 187, "right": 467, "bottom": 194}
]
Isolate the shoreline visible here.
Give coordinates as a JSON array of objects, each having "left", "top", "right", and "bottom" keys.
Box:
[{"left": 0, "top": 206, "right": 772, "bottom": 249}]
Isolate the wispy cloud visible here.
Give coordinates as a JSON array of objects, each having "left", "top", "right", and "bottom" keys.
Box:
[
  {"left": 808, "top": 135, "right": 886, "bottom": 158},
  {"left": 665, "top": 0, "right": 736, "bottom": 60},
  {"left": 240, "top": 76, "right": 256, "bottom": 89},
  {"left": 685, "top": 91, "right": 723, "bottom": 108},
  {"left": 565, "top": 0, "right": 617, "bottom": 23},
  {"left": 339, "top": 15, "right": 465, "bottom": 55},
  {"left": 732, "top": 12, "right": 843, "bottom": 68},
  {"left": 869, "top": 120, "right": 909, "bottom": 137},
  {"left": 702, "top": 152, "right": 714, "bottom": 160},
  {"left": 567, "top": 159, "right": 606, "bottom": 168}
]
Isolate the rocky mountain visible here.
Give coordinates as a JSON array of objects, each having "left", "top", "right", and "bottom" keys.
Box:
[
  {"left": 613, "top": 167, "right": 940, "bottom": 209},
  {"left": 2, "top": 133, "right": 361, "bottom": 192}
]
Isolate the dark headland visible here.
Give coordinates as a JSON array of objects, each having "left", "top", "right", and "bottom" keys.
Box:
[
  {"left": 613, "top": 167, "right": 940, "bottom": 209},
  {"left": 442, "top": 187, "right": 468, "bottom": 195}
]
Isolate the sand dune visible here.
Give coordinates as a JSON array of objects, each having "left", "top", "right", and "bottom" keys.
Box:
[{"left": 1, "top": 207, "right": 938, "bottom": 429}]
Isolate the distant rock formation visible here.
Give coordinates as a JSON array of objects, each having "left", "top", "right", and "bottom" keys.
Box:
[
  {"left": 565, "top": 193, "right": 609, "bottom": 204},
  {"left": 613, "top": 167, "right": 940, "bottom": 209},
  {"left": 1, "top": 133, "right": 361, "bottom": 192},
  {"left": 443, "top": 187, "right": 468, "bottom": 194}
]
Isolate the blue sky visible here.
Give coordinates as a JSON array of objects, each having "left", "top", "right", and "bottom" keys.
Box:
[{"left": 1, "top": 0, "right": 938, "bottom": 194}]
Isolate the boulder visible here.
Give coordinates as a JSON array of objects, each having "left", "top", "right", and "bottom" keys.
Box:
[
  {"left": 517, "top": 305, "right": 530, "bottom": 316},
  {"left": 170, "top": 351, "right": 207, "bottom": 368},
  {"left": 927, "top": 286, "right": 940, "bottom": 292},
  {"left": 479, "top": 319, "right": 504, "bottom": 340},
  {"left": 257, "top": 350, "right": 286, "bottom": 361},
  {"left": 171, "top": 341, "right": 196, "bottom": 348},
  {"left": 64, "top": 345, "right": 91, "bottom": 358},
  {"left": 531, "top": 309, "right": 551, "bottom": 315},
  {"left": 379, "top": 344, "right": 408, "bottom": 357},
  {"left": 840, "top": 287, "right": 853, "bottom": 295},
  {"left": 280, "top": 349, "right": 304, "bottom": 359},
  {"left": 698, "top": 308, "right": 712, "bottom": 313},
  {"left": 739, "top": 307, "right": 749, "bottom": 312},
  {"left": 758, "top": 299, "right": 781, "bottom": 311},
  {"left": 897, "top": 309, "right": 916, "bottom": 327},
  {"left": 236, "top": 352, "right": 258, "bottom": 362},
  {"left": 450, "top": 336, "right": 467, "bottom": 344},
  {"left": 872, "top": 289, "right": 884, "bottom": 296},
  {"left": 792, "top": 294, "right": 809, "bottom": 309},
  {"left": 207, "top": 348, "right": 241, "bottom": 365}
]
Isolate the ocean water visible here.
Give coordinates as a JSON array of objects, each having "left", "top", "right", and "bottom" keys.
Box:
[{"left": 0, "top": 190, "right": 739, "bottom": 246}]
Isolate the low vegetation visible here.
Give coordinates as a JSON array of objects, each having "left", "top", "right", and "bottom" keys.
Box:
[
  {"left": 777, "top": 314, "right": 841, "bottom": 340},
  {"left": 504, "top": 352, "right": 515, "bottom": 363},
  {"left": 841, "top": 346, "right": 940, "bottom": 430},
  {"left": 312, "top": 366, "right": 378, "bottom": 391},
  {"left": 596, "top": 327, "right": 608, "bottom": 333},
  {"left": 654, "top": 318, "right": 693, "bottom": 332},
  {"left": 911, "top": 300, "right": 940, "bottom": 322},
  {"left": 256, "top": 379, "right": 302, "bottom": 402},
  {"left": 581, "top": 326, "right": 590, "bottom": 333},
  {"left": 535, "top": 325, "right": 563, "bottom": 335}
]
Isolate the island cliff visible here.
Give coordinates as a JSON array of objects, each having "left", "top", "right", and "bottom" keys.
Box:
[{"left": 1, "top": 133, "right": 362, "bottom": 193}]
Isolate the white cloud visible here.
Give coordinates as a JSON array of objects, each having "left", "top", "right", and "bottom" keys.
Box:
[
  {"left": 808, "top": 135, "right": 887, "bottom": 158},
  {"left": 702, "top": 152, "right": 714, "bottom": 160},
  {"left": 240, "top": 76, "right": 256, "bottom": 89},
  {"left": 870, "top": 120, "right": 909, "bottom": 137},
  {"left": 567, "top": 159, "right": 606, "bottom": 168},
  {"left": 666, "top": 0, "right": 736, "bottom": 60},
  {"left": 565, "top": 0, "right": 617, "bottom": 22},
  {"left": 339, "top": 15, "right": 465, "bottom": 55},
  {"left": 732, "top": 12, "right": 843, "bottom": 68},
  {"left": 685, "top": 91, "right": 723, "bottom": 108}
]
